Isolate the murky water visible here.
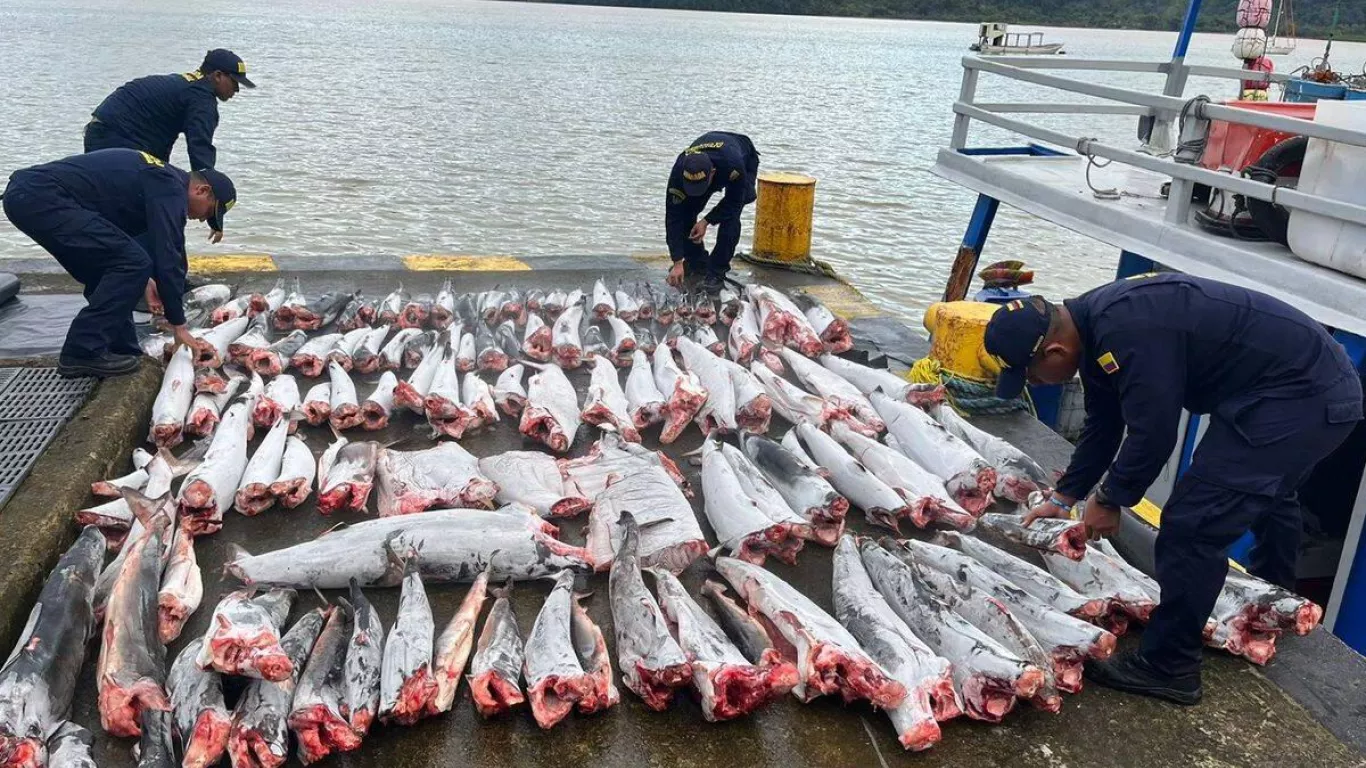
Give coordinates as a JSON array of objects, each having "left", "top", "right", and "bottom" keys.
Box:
[{"left": 1, "top": 0, "right": 1358, "bottom": 320}]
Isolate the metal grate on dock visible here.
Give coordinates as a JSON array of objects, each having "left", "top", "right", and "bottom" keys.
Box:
[{"left": 0, "top": 368, "right": 96, "bottom": 508}]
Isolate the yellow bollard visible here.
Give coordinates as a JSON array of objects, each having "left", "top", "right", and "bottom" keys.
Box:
[
  {"left": 923, "top": 300, "right": 1003, "bottom": 381},
  {"left": 752, "top": 172, "right": 817, "bottom": 264}
]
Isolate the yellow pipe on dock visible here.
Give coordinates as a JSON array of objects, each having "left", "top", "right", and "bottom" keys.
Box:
[{"left": 752, "top": 171, "right": 817, "bottom": 264}]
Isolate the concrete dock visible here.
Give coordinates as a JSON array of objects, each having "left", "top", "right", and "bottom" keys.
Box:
[{"left": 1, "top": 255, "right": 1362, "bottom": 767}]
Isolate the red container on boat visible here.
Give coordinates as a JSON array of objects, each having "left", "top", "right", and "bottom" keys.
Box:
[
  {"left": 1200, "top": 101, "right": 1316, "bottom": 172},
  {"left": 1242, "top": 56, "right": 1275, "bottom": 91}
]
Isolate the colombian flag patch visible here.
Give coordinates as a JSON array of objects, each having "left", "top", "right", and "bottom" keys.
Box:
[{"left": 1098, "top": 351, "right": 1120, "bottom": 374}]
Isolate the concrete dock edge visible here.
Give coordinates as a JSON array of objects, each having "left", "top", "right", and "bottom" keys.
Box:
[{"left": 0, "top": 361, "right": 160, "bottom": 649}]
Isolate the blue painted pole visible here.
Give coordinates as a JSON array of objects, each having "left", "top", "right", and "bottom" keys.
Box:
[
  {"left": 1172, "top": 0, "right": 1204, "bottom": 59},
  {"left": 1177, "top": 414, "right": 1202, "bottom": 475},
  {"left": 1327, "top": 329, "right": 1366, "bottom": 650},
  {"left": 944, "top": 194, "right": 1000, "bottom": 302},
  {"left": 963, "top": 195, "right": 1000, "bottom": 256}
]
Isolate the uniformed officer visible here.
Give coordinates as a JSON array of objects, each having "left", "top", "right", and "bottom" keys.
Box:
[
  {"left": 985, "top": 273, "right": 1362, "bottom": 704},
  {"left": 2, "top": 149, "right": 234, "bottom": 378},
  {"left": 665, "top": 132, "right": 760, "bottom": 294},
  {"left": 84, "top": 49, "right": 254, "bottom": 244}
]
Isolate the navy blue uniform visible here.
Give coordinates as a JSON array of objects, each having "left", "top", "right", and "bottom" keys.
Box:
[
  {"left": 2, "top": 150, "right": 191, "bottom": 359},
  {"left": 665, "top": 132, "right": 760, "bottom": 280},
  {"left": 85, "top": 72, "right": 220, "bottom": 172},
  {"left": 1056, "top": 273, "right": 1362, "bottom": 676}
]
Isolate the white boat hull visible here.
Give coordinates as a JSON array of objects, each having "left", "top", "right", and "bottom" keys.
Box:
[{"left": 972, "top": 43, "right": 1065, "bottom": 55}]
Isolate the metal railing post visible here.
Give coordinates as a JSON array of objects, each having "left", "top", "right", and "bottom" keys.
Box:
[
  {"left": 1146, "top": 60, "right": 1191, "bottom": 153},
  {"left": 950, "top": 67, "right": 979, "bottom": 150},
  {"left": 1164, "top": 179, "right": 1195, "bottom": 224}
]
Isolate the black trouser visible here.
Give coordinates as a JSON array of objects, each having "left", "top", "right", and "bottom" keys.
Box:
[
  {"left": 84, "top": 120, "right": 147, "bottom": 156},
  {"left": 1141, "top": 372, "right": 1362, "bottom": 677},
  {"left": 2, "top": 173, "right": 149, "bottom": 359},
  {"left": 666, "top": 206, "right": 742, "bottom": 281}
]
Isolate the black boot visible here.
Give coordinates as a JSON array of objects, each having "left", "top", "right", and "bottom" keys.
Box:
[
  {"left": 1085, "top": 651, "right": 1202, "bottom": 705},
  {"left": 58, "top": 352, "right": 140, "bottom": 379}
]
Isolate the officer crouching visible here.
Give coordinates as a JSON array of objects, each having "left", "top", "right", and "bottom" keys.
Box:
[{"left": 3, "top": 149, "right": 236, "bottom": 378}]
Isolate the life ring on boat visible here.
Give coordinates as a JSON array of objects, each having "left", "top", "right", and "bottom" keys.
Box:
[{"left": 1242, "top": 135, "right": 1307, "bottom": 246}]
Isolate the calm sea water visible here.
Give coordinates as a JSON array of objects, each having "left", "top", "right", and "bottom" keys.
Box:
[{"left": 1, "top": 0, "right": 1359, "bottom": 320}]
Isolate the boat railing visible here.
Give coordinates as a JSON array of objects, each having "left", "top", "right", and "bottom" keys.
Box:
[
  {"left": 949, "top": 55, "right": 1366, "bottom": 230},
  {"left": 998, "top": 32, "right": 1047, "bottom": 48}
]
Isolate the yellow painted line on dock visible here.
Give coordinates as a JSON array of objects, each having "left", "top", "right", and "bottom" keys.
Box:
[
  {"left": 187, "top": 254, "right": 277, "bottom": 272},
  {"left": 630, "top": 251, "right": 672, "bottom": 265},
  {"left": 1129, "top": 498, "right": 1246, "bottom": 570},
  {"left": 802, "top": 282, "right": 885, "bottom": 319},
  {"left": 402, "top": 255, "right": 531, "bottom": 272},
  {"left": 1131, "top": 499, "right": 1163, "bottom": 527}
]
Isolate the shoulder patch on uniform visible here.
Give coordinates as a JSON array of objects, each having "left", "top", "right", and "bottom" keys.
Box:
[
  {"left": 1098, "top": 351, "right": 1120, "bottom": 374},
  {"left": 668, "top": 188, "right": 686, "bottom": 204},
  {"left": 1124, "top": 271, "right": 1158, "bottom": 280},
  {"left": 138, "top": 151, "right": 165, "bottom": 167},
  {"left": 729, "top": 169, "right": 740, "bottom": 181},
  {"left": 687, "top": 141, "right": 725, "bottom": 154},
  {"left": 1005, "top": 300, "right": 1024, "bottom": 311}
]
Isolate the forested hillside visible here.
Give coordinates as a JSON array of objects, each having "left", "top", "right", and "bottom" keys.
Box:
[{"left": 510, "top": 0, "right": 1364, "bottom": 42}]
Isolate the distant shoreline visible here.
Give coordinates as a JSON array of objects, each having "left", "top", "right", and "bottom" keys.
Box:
[{"left": 497, "top": 0, "right": 1366, "bottom": 43}]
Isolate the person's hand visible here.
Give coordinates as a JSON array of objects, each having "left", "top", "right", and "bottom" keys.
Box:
[
  {"left": 667, "top": 261, "right": 686, "bottom": 288},
  {"left": 689, "top": 219, "right": 709, "bottom": 243},
  {"left": 171, "top": 325, "right": 209, "bottom": 357},
  {"left": 1023, "top": 489, "right": 1076, "bottom": 526},
  {"left": 144, "top": 280, "right": 164, "bottom": 316},
  {"left": 208, "top": 229, "right": 224, "bottom": 244},
  {"left": 1082, "top": 494, "right": 1122, "bottom": 540}
]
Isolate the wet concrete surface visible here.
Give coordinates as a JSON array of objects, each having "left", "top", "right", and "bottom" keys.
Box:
[{"left": 21, "top": 266, "right": 1365, "bottom": 766}]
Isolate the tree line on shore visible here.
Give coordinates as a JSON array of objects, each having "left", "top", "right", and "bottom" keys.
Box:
[{"left": 511, "top": 0, "right": 1365, "bottom": 43}]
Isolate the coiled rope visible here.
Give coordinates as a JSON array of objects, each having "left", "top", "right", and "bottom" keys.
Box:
[
  {"left": 736, "top": 251, "right": 841, "bottom": 279},
  {"left": 907, "top": 357, "right": 1034, "bottom": 416}
]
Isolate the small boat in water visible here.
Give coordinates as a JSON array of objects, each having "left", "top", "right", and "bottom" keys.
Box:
[{"left": 969, "top": 23, "right": 1064, "bottom": 55}]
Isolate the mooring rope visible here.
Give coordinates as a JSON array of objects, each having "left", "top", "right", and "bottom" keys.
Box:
[{"left": 907, "top": 357, "right": 1034, "bottom": 416}]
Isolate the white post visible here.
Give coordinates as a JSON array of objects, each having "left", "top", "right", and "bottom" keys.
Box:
[
  {"left": 950, "top": 68, "right": 980, "bottom": 150},
  {"left": 1325, "top": 472, "right": 1366, "bottom": 629}
]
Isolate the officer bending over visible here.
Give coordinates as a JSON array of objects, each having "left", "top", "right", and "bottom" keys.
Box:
[
  {"left": 665, "top": 131, "right": 760, "bottom": 294},
  {"left": 985, "top": 273, "right": 1361, "bottom": 704},
  {"left": 85, "top": 48, "right": 254, "bottom": 243},
  {"left": 3, "top": 149, "right": 236, "bottom": 378}
]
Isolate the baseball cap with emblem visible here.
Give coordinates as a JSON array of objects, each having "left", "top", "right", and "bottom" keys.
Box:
[
  {"left": 680, "top": 153, "right": 715, "bottom": 197},
  {"left": 196, "top": 167, "right": 237, "bottom": 232},
  {"left": 983, "top": 296, "right": 1054, "bottom": 400},
  {"left": 201, "top": 49, "right": 256, "bottom": 88}
]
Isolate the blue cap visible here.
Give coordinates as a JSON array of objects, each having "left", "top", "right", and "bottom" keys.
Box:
[
  {"left": 983, "top": 297, "right": 1053, "bottom": 399},
  {"left": 196, "top": 167, "right": 237, "bottom": 232},
  {"left": 680, "top": 153, "right": 714, "bottom": 196},
  {"left": 201, "top": 49, "right": 255, "bottom": 88}
]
